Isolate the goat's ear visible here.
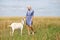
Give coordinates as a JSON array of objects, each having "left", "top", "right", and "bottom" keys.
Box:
[
  {"left": 22, "top": 17, "right": 25, "bottom": 20},
  {"left": 24, "top": 18, "right": 25, "bottom": 21},
  {"left": 22, "top": 17, "right": 24, "bottom": 19}
]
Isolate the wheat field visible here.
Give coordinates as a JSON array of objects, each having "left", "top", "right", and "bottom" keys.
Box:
[{"left": 0, "top": 17, "right": 60, "bottom": 40}]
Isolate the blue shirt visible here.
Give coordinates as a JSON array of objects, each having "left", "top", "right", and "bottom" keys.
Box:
[{"left": 26, "top": 10, "right": 34, "bottom": 26}]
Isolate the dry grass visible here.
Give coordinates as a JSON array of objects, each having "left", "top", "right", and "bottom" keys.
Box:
[{"left": 0, "top": 17, "right": 60, "bottom": 40}]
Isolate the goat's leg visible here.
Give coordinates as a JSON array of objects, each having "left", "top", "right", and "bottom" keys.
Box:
[
  {"left": 10, "top": 28, "right": 14, "bottom": 36},
  {"left": 21, "top": 29, "right": 22, "bottom": 36},
  {"left": 11, "top": 29, "right": 14, "bottom": 36}
]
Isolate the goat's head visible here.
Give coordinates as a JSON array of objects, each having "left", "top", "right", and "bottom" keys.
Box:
[{"left": 21, "top": 18, "right": 25, "bottom": 24}]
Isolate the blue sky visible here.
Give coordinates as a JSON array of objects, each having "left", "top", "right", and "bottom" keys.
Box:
[{"left": 0, "top": 0, "right": 60, "bottom": 16}]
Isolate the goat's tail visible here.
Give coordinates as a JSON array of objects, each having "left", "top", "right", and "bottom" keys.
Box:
[{"left": 8, "top": 25, "right": 11, "bottom": 27}]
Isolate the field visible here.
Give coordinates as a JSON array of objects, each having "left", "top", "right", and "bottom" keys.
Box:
[{"left": 0, "top": 17, "right": 60, "bottom": 40}]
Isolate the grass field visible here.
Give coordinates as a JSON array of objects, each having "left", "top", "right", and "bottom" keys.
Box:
[{"left": 0, "top": 17, "right": 60, "bottom": 40}]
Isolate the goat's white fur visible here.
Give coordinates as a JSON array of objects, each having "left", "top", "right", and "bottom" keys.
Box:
[{"left": 9, "top": 19, "right": 25, "bottom": 36}]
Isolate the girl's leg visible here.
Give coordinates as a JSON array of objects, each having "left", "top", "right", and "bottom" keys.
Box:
[
  {"left": 26, "top": 25, "right": 30, "bottom": 35},
  {"left": 29, "top": 26, "right": 34, "bottom": 35}
]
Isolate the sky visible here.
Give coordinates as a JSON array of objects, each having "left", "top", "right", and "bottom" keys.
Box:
[{"left": 0, "top": 0, "right": 60, "bottom": 16}]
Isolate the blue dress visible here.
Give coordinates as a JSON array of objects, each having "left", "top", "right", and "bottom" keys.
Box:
[{"left": 26, "top": 10, "right": 34, "bottom": 26}]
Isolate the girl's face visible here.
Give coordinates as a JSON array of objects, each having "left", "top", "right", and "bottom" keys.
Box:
[
  {"left": 27, "top": 5, "right": 32, "bottom": 11},
  {"left": 28, "top": 8, "right": 31, "bottom": 11}
]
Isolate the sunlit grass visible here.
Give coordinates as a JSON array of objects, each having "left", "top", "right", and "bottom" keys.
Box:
[{"left": 0, "top": 17, "right": 60, "bottom": 40}]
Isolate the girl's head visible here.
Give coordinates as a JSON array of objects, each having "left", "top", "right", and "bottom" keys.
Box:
[{"left": 27, "top": 5, "right": 32, "bottom": 11}]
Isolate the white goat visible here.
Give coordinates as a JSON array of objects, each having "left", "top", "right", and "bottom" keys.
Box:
[{"left": 9, "top": 19, "right": 25, "bottom": 36}]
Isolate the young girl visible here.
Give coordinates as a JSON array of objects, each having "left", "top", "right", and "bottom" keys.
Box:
[{"left": 26, "top": 5, "right": 34, "bottom": 35}]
